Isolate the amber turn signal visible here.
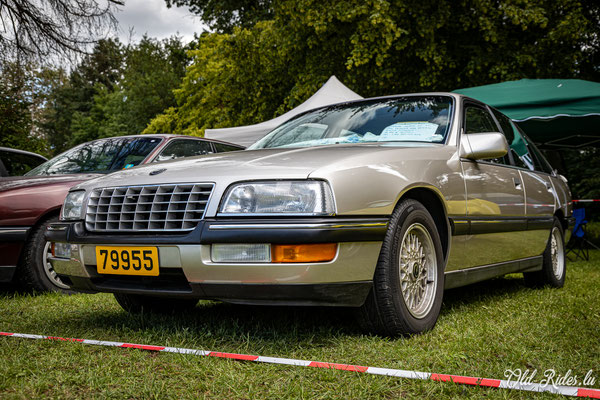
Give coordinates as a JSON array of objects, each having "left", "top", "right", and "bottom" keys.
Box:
[{"left": 271, "top": 243, "right": 337, "bottom": 263}]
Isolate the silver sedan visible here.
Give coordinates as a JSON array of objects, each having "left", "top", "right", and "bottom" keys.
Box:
[{"left": 47, "top": 93, "right": 571, "bottom": 336}]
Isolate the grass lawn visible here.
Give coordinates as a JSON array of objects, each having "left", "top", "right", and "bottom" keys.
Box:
[{"left": 1, "top": 252, "right": 599, "bottom": 399}]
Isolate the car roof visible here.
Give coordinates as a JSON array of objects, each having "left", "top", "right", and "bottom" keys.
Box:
[
  {"left": 0, "top": 147, "right": 48, "bottom": 160},
  {"left": 286, "top": 92, "right": 466, "bottom": 114},
  {"left": 78, "top": 134, "right": 244, "bottom": 148},
  {"left": 271, "top": 92, "right": 466, "bottom": 126},
  {"left": 329, "top": 92, "right": 464, "bottom": 106}
]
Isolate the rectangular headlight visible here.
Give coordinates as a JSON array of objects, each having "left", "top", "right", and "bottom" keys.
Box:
[
  {"left": 61, "top": 191, "right": 86, "bottom": 221},
  {"left": 219, "top": 181, "right": 335, "bottom": 216}
]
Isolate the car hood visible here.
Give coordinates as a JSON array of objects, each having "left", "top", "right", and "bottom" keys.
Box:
[
  {"left": 0, "top": 173, "right": 102, "bottom": 192},
  {"left": 74, "top": 143, "right": 447, "bottom": 190}
]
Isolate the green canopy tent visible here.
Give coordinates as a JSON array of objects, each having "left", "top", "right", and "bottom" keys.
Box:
[{"left": 454, "top": 79, "right": 600, "bottom": 148}]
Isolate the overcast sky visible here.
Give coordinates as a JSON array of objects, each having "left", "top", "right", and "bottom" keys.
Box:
[{"left": 113, "top": 0, "right": 208, "bottom": 44}]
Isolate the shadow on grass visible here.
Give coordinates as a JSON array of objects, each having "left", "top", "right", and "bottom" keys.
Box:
[
  {"left": 39, "top": 300, "right": 363, "bottom": 344},
  {"left": 0, "top": 282, "right": 38, "bottom": 296},
  {"left": 2, "top": 275, "right": 535, "bottom": 344},
  {"left": 0, "top": 282, "right": 76, "bottom": 297}
]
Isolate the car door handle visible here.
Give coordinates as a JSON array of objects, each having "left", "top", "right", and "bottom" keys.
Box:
[{"left": 513, "top": 177, "right": 522, "bottom": 190}]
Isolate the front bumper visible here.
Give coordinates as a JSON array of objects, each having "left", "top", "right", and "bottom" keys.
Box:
[{"left": 46, "top": 218, "right": 388, "bottom": 306}]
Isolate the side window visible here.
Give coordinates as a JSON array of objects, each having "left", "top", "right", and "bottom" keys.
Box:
[
  {"left": 464, "top": 106, "right": 498, "bottom": 134},
  {"left": 464, "top": 105, "right": 508, "bottom": 165},
  {"left": 510, "top": 121, "right": 543, "bottom": 171},
  {"left": 154, "top": 139, "right": 213, "bottom": 162},
  {"left": 490, "top": 108, "right": 514, "bottom": 143},
  {"left": 529, "top": 144, "right": 554, "bottom": 174},
  {"left": 213, "top": 143, "right": 243, "bottom": 152},
  {"left": 0, "top": 151, "right": 45, "bottom": 175},
  {"left": 507, "top": 121, "right": 552, "bottom": 173},
  {"left": 0, "top": 157, "right": 8, "bottom": 177}
]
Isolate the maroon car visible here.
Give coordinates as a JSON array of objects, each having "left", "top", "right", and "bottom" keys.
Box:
[{"left": 0, "top": 134, "right": 243, "bottom": 292}]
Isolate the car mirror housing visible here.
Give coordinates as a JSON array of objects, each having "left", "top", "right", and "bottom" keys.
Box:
[{"left": 460, "top": 132, "right": 509, "bottom": 160}]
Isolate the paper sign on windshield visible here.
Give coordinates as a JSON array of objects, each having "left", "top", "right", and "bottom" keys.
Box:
[{"left": 379, "top": 121, "right": 440, "bottom": 141}]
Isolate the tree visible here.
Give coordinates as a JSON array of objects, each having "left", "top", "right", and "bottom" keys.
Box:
[
  {"left": 165, "top": 0, "right": 272, "bottom": 32},
  {"left": 0, "top": 62, "right": 48, "bottom": 155},
  {"left": 145, "top": 26, "right": 293, "bottom": 135},
  {"left": 0, "top": 0, "right": 123, "bottom": 65},
  {"left": 148, "top": 0, "right": 600, "bottom": 137},
  {"left": 43, "top": 38, "right": 124, "bottom": 153},
  {"left": 119, "top": 36, "right": 191, "bottom": 134},
  {"left": 562, "top": 148, "right": 600, "bottom": 201},
  {"left": 40, "top": 36, "right": 191, "bottom": 152}
]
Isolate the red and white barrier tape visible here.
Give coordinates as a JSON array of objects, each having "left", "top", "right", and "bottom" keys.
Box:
[{"left": 1, "top": 332, "right": 599, "bottom": 398}]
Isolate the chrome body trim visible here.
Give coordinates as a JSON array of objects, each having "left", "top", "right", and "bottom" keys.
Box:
[
  {"left": 47, "top": 225, "right": 68, "bottom": 231},
  {"left": 208, "top": 221, "right": 388, "bottom": 230},
  {"left": 0, "top": 227, "right": 30, "bottom": 241},
  {"left": 445, "top": 256, "right": 543, "bottom": 289}
]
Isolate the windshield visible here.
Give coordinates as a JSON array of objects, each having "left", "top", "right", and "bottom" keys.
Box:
[
  {"left": 250, "top": 96, "right": 453, "bottom": 149},
  {"left": 25, "top": 137, "right": 163, "bottom": 176}
]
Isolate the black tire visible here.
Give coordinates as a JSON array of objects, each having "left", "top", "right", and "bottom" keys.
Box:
[
  {"left": 16, "top": 215, "right": 73, "bottom": 293},
  {"left": 114, "top": 293, "right": 199, "bottom": 314},
  {"left": 523, "top": 217, "right": 566, "bottom": 288},
  {"left": 357, "top": 199, "right": 445, "bottom": 336}
]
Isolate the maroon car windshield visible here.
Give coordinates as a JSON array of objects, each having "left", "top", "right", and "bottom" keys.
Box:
[{"left": 25, "top": 137, "right": 163, "bottom": 176}]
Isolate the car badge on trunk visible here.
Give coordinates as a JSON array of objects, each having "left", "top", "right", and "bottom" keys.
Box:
[{"left": 149, "top": 168, "right": 166, "bottom": 176}]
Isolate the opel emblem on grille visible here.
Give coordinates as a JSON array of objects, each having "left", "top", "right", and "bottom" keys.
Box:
[{"left": 149, "top": 168, "right": 167, "bottom": 176}]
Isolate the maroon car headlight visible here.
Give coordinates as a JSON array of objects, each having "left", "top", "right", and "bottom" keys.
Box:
[{"left": 61, "top": 190, "right": 86, "bottom": 221}]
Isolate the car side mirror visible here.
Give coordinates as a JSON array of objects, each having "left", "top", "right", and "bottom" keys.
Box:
[{"left": 460, "top": 132, "right": 509, "bottom": 160}]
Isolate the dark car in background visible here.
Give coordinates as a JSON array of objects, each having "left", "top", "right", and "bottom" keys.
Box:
[
  {"left": 0, "top": 147, "right": 47, "bottom": 177},
  {"left": 0, "top": 134, "right": 243, "bottom": 292}
]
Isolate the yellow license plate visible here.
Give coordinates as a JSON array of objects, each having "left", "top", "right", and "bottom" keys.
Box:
[{"left": 96, "top": 246, "right": 159, "bottom": 276}]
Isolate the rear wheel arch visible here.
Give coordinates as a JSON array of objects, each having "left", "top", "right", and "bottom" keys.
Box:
[{"left": 554, "top": 208, "right": 568, "bottom": 233}]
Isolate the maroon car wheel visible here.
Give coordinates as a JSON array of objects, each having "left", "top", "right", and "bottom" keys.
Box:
[{"left": 17, "top": 215, "right": 72, "bottom": 293}]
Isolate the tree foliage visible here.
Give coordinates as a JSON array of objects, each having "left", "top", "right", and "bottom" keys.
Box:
[
  {"left": 39, "top": 36, "right": 191, "bottom": 154},
  {"left": 150, "top": 0, "right": 600, "bottom": 137},
  {"left": 0, "top": 0, "right": 123, "bottom": 65},
  {"left": 146, "top": 24, "right": 293, "bottom": 135},
  {"left": 165, "top": 0, "right": 272, "bottom": 32},
  {"left": 0, "top": 80, "right": 35, "bottom": 153},
  {"left": 42, "top": 38, "right": 124, "bottom": 152},
  {"left": 0, "top": 62, "right": 55, "bottom": 156},
  {"left": 119, "top": 37, "right": 190, "bottom": 134},
  {"left": 562, "top": 149, "right": 600, "bottom": 201}
]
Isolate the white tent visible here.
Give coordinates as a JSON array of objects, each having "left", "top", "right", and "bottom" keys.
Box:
[{"left": 204, "top": 76, "right": 363, "bottom": 147}]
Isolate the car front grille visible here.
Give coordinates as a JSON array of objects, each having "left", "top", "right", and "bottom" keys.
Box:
[{"left": 85, "top": 183, "right": 214, "bottom": 232}]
